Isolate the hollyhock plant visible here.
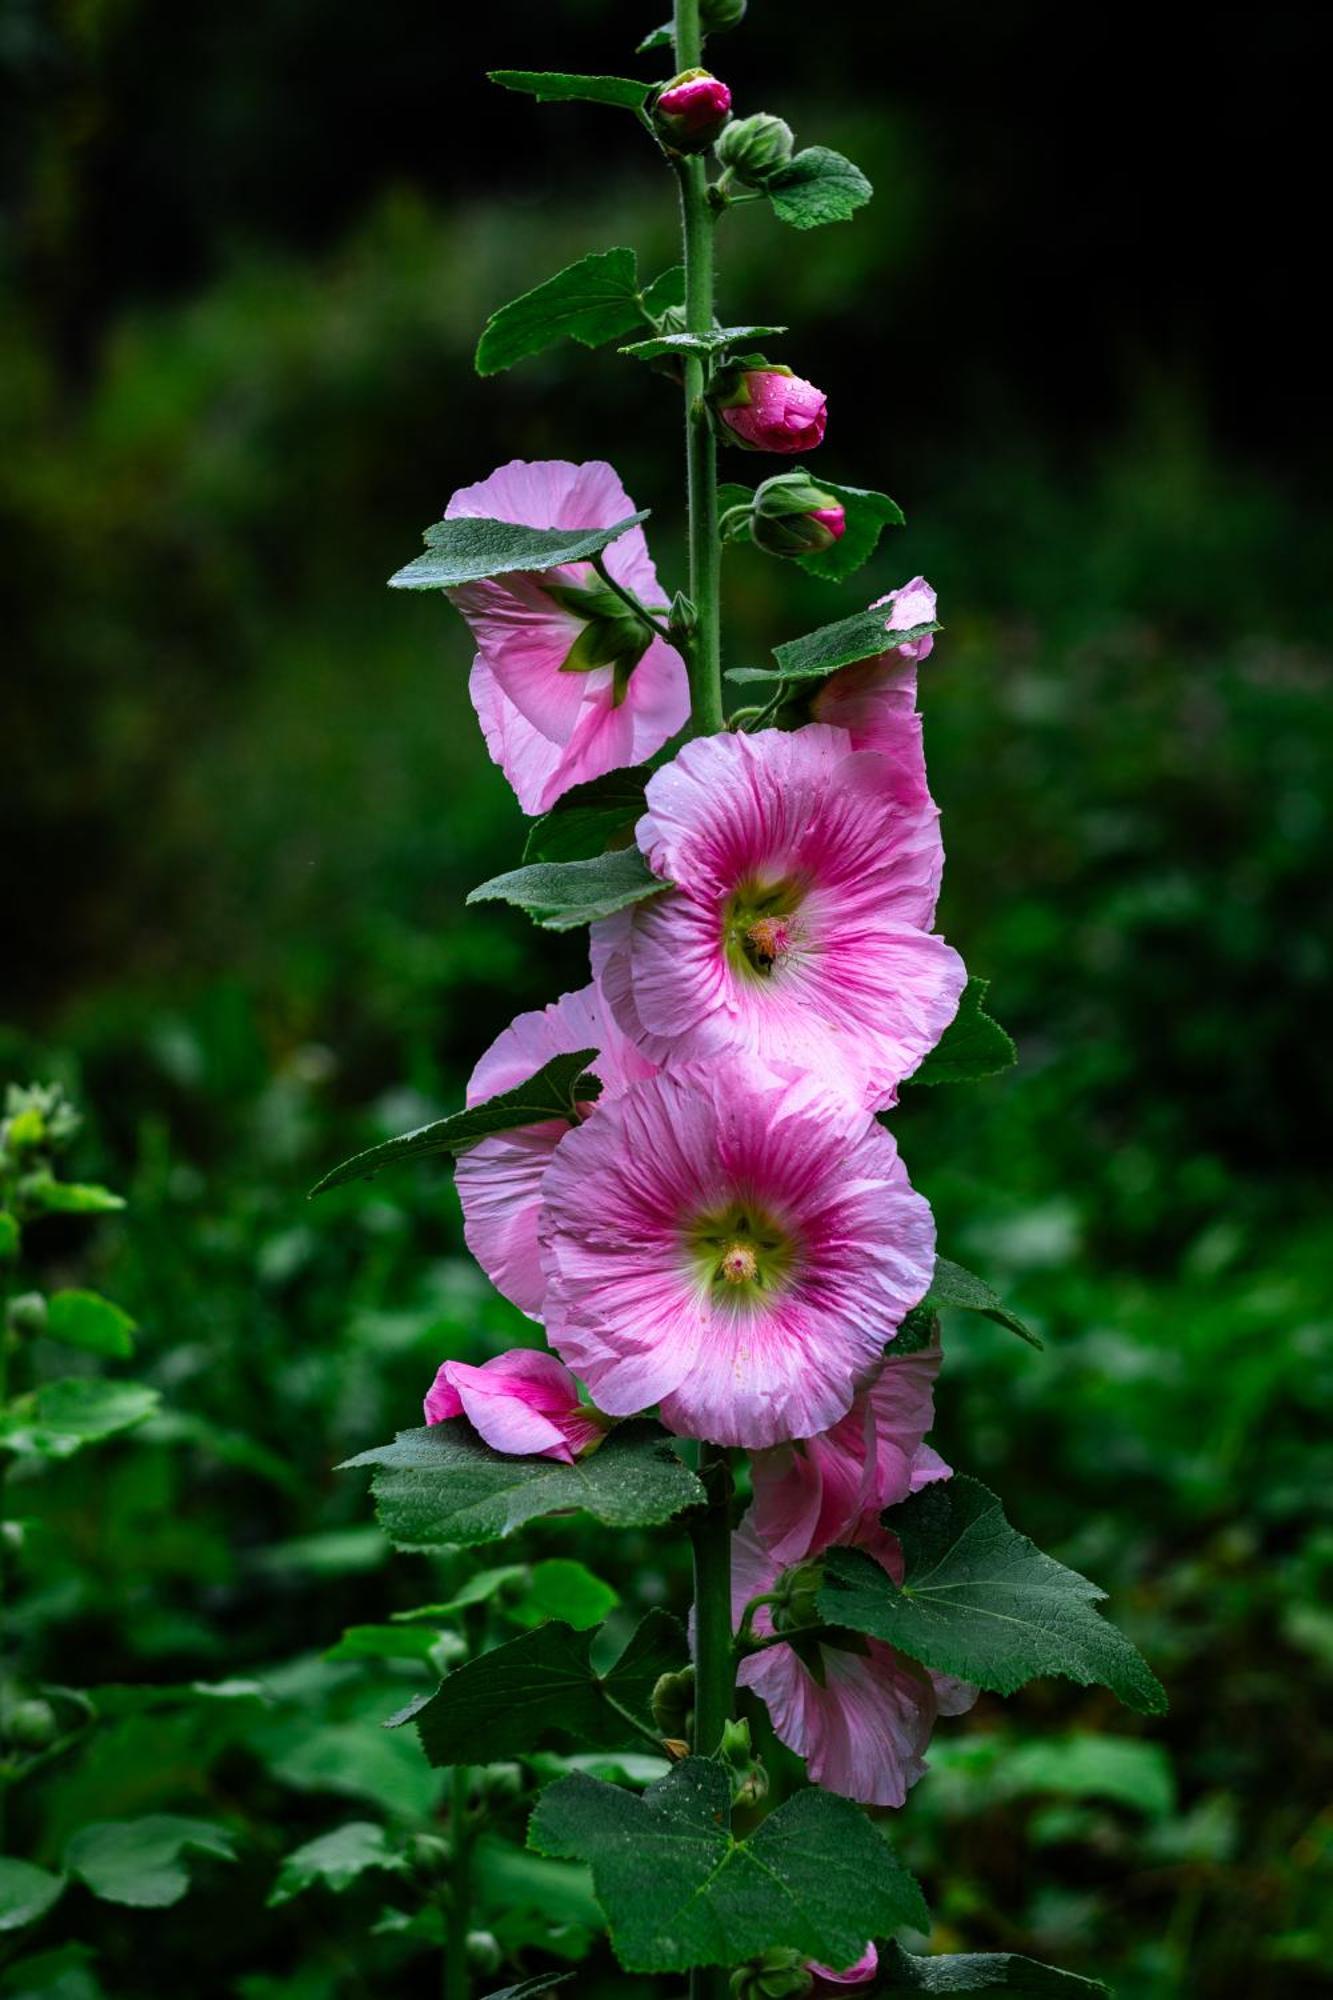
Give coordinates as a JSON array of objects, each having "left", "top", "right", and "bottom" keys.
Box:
[
  {"left": 454, "top": 982, "right": 655, "bottom": 1316},
  {"left": 424, "top": 1348, "right": 607, "bottom": 1462},
  {"left": 716, "top": 365, "right": 828, "bottom": 453},
  {"left": 445, "top": 459, "right": 689, "bottom": 814},
  {"left": 592, "top": 724, "right": 966, "bottom": 1107},
  {"left": 536, "top": 1055, "right": 935, "bottom": 1448}
]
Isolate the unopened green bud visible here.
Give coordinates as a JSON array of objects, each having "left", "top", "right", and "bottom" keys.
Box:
[
  {"left": 749, "top": 473, "right": 847, "bottom": 558},
  {"left": 6, "top": 1292, "right": 47, "bottom": 1339},
  {"left": 702, "top": 0, "right": 747, "bottom": 30},
  {"left": 731, "top": 1950, "right": 814, "bottom": 2000},
  {"left": 651, "top": 1666, "right": 695, "bottom": 1739},
  {"left": 771, "top": 1557, "right": 825, "bottom": 1633},
  {"left": 716, "top": 112, "right": 795, "bottom": 185},
  {"left": 407, "top": 1832, "right": 451, "bottom": 1876},
  {"left": 6, "top": 1698, "right": 59, "bottom": 1751},
  {"left": 466, "top": 1930, "right": 502, "bottom": 1975}
]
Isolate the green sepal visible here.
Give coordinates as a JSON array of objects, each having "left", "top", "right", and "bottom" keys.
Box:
[
  {"left": 467, "top": 847, "right": 668, "bottom": 931},
  {"left": 309, "top": 1049, "right": 601, "bottom": 1197}
]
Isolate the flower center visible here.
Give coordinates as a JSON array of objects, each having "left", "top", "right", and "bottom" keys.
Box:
[
  {"left": 723, "top": 875, "right": 806, "bottom": 982},
  {"left": 686, "top": 1200, "right": 795, "bottom": 1303}
]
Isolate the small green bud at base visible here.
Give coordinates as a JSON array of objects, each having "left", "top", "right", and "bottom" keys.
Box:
[
  {"left": 731, "top": 1950, "right": 815, "bottom": 2000},
  {"left": 651, "top": 1665, "right": 695, "bottom": 1739},
  {"left": 749, "top": 473, "right": 847, "bottom": 556},
  {"left": 716, "top": 112, "right": 795, "bottom": 185},
  {"left": 6, "top": 1698, "right": 59, "bottom": 1751}
]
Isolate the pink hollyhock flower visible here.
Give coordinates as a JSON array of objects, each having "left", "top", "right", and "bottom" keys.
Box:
[
  {"left": 809, "top": 1945, "right": 878, "bottom": 1990},
  {"left": 424, "top": 1348, "right": 607, "bottom": 1461},
  {"left": 454, "top": 982, "right": 655, "bottom": 1317},
  {"left": 446, "top": 460, "right": 689, "bottom": 814},
  {"left": 718, "top": 367, "right": 828, "bottom": 453},
  {"left": 732, "top": 1348, "right": 971, "bottom": 1807},
  {"left": 537, "top": 1055, "right": 935, "bottom": 1448},
  {"left": 811, "top": 577, "right": 938, "bottom": 786},
  {"left": 591, "top": 725, "right": 966, "bottom": 1109},
  {"left": 653, "top": 69, "right": 733, "bottom": 150},
  {"left": 749, "top": 1344, "right": 951, "bottom": 1566}
]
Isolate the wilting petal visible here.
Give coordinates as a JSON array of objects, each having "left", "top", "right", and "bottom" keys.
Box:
[
  {"left": 809, "top": 1943, "right": 879, "bottom": 1989},
  {"left": 424, "top": 1348, "right": 602, "bottom": 1462}
]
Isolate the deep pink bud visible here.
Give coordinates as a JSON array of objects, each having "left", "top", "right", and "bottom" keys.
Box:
[
  {"left": 809, "top": 505, "right": 846, "bottom": 541},
  {"left": 652, "top": 70, "right": 733, "bottom": 153},
  {"left": 717, "top": 367, "right": 828, "bottom": 454}
]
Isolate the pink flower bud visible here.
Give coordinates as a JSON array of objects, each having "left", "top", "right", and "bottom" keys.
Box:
[
  {"left": 652, "top": 70, "right": 733, "bottom": 153},
  {"left": 717, "top": 367, "right": 828, "bottom": 454},
  {"left": 810, "top": 505, "right": 846, "bottom": 541},
  {"left": 424, "top": 1349, "right": 608, "bottom": 1463}
]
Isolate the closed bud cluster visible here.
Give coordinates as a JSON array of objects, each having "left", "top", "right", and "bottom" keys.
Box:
[
  {"left": 702, "top": 0, "right": 747, "bottom": 30},
  {"left": 771, "top": 1557, "right": 826, "bottom": 1633},
  {"left": 716, "top": 112, "right": 795, "bottom": 186},
  {"left": 731, "top": 1950, "right": 815, "bottom": 2000},
  {"left": 651, "top": 1665, "right": 695, "bottom": 1740},
  {"left": 750, "top": 472, "right": 846, "bottom": 557},
  {"left": 652, "top": 70, "right": 733, "bottom": 153}
]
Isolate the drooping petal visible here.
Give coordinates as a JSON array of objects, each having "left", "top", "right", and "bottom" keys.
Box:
[
  {"left": 811, "top": 577, "right": 937, "bottom": 775},
  {"left": 423, "top": 1348, "right": 598, "bottom": 1463},
  {"left": 809, "top": 1943, "right": 879, "bottom": 1990},
  {"left": 537, "top": 1057, "right": 935, "bottom": 1448}
]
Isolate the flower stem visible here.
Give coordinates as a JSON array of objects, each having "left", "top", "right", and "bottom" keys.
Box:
[
  {"left": 443, "top": 1763, "right": 472, "bottom": 2000},
  {"left": 674, "top": 0, "right": 725, "bottom": 738},
  {"left": 688, "top": 1442, "right": 735, "bottom": 2000}
]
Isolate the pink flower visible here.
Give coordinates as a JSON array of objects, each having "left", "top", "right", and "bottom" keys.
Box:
[
  {"left": 809, "top": 1946, "right": 879, "bottom": 1990},
  {"left": 454, "top": 983, "right": 655, "bottom": 1316},
  {"left": 536, "top": 1056, "right": 935, "bottom": 1448},
  {"left": 446, "top": 460, "right": 689, "bottom": 814},
  {"left": 423, "top": 1348, "right": 607, "bottom": 1462},
  {"left": 591, "top": 726, "right": 967, "bottom": 1109},
  {"left": 718, "top": 368, "right": 828, "bottom": 454},
  {"left": 811, "top": 577, "right": 938, "bottom": 782},
  {"left": 733, "top": 1348, "right": 972, "bottom": 1807},
  {"left": 748, "top": 1344, "right": 951, "bottom": 1566},
  {"left": 653, "top": 70, "right": 733, "bottom": 150}
]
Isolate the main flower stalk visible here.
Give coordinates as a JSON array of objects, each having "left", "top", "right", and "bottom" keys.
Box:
[{"left": 675, "top": 0, "right": 725, "bottom": 736}]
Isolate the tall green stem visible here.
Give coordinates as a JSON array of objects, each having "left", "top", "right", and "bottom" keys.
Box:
[
  {"left": 443, "top": 1763, "right": 472, "bottom": 2000},
  {"left": 673, "top": 0, "right": 725, "bottom": 737},
  {"left": 688, "top": 1444, "right": 735, "bottom": 2000}
]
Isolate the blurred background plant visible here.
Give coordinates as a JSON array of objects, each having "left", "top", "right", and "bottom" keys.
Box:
[{"left": 1, "top": 1, "right": 1329, "bottom": 1994}]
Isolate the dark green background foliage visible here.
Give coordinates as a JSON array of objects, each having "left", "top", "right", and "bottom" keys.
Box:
[{"left": 1, "top": 1, "right": 1329, "bottom": 1995}]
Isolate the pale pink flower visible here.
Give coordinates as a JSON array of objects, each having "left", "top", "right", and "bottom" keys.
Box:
[
  {"left": 809, "top": 1945, "right": 879, "bottom": 1990},
  {"left": 446, "top": 460, "right": 689, "bottom": 814},
  {"left": 537, "top": 1056, "right": 935, "bottom": 1448},
  {"left": 718, "top": 368, "right": 828, "bottom": 453},
  {"left": 733, "top": 1349, "right": 971, "bottom": 1807},
  {"left": 811, "top": 577, "right": 938, "bottom": 787},
  {"left": 423, "top": 1348, "right": 606, "bottom": 1462},
  {"left": 454, "top": 983, "right": 655, "bottom": 1317},
  {"left": 591, "top": 725, "right": 966, "bottom": 1109}
]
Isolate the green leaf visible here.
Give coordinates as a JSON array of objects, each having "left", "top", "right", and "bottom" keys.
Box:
[
  {"left": 793, "top": 481, "right": 905, "bottom": 583},
  {"left": 508, "top": 1558, "right": 620, "bottom": 1631},
  {"left": 64, "top": 1816, "right": 236, "bottom": 1908},
  {"left": 404, "top": 1609, "right": 684, "bottom": 1765},
  {"left": 640, "top": 265, "right": 687, "bottom": 316},
  {"left": 522, "top": 765, "right": 650, "bottom": 864},
  {"left": 0, "top": 1943, "right": 101, "bottom": 1999},
  {"left": 925, "top": 1256, "right": 1042, "bottom": 1349},
  {"left": 389, "top": 511, "right": 649, "bottom": 592},
  {"left": 268, "top": 1821, "right": 405, "bottom": 1907},
  {"left": 324, "top": 1623, "right": 458, "bottom": 1665},
  {"left": 391, "top": 1566, "right": 529, "bottom": 1620},
  {"left": 999, "top": 1734, "right": 1175, "bottom": 1819},
  {"left": 483, "top": 1973, "right": 575, "bottom": 1999},
  {"left": 818, "top": 1477, "right": 1167, "bottom": 1715},
  {"left": 477, "top": 248, "right": 656, "bottom": 376},
  {"left": 467, "top": 847, "right": 668, "bottom": 931},
  {"left": 43, "top": 1290, "right": 136, "bottom": 1360},
  {"left": 341, "top": 1416, "right": 705, "bottom": 1550},
  {"left": 16, "top": 1177, "right": 124, "bottom": 1215},
  {"left": 765, "top": 605, "right": 941, "bottom": 683},
  {"left": 766, "top": 146, "right": 873, "bottom": 229},
  {"left": 636, "top": 24, "right": 673, "bottom": 52},
  {"left": 909, "top": 977, "right": 1017, "bottom": 1086},
  {"left": 0, "top": 1212, "right": 18, "bottom": 1261},
  {"left": 876, "top": 1943, "right": 1108, "bottom": 1995},
  {"left": 619, "top": 325, "right": 786, "bottom": 361},
  {"left": 530, "top": 1758, "right": 927, "bottom": 1972},
  {"left": 0, "top": 1860, "right": 65, "bottom": 1932},
  {"left": 309, "top": 1048, "right": 600, "bottom": 1196},
  {"left": 0, "top": 1379, "right": 161, "bottom": 1459},
  {"left": 489, "top": 70, "right": 652, "bottom": 110}
]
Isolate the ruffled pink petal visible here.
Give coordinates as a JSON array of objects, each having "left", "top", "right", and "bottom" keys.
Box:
[
  {"left": 456, "top": 985, "right": 656, "bottom": 1316},
  {"left": 738, "top": 1632, "right": 939, "bottom": 1809},
  {"left": 809, "top": 1943, "right": 879, "bottom": 1990},
  {"left": 538, "top": 1058, "right": 935, "bottom": 1448},
  {"left": 425, "top": 1349, "right": 587, "bottom": 1461}
]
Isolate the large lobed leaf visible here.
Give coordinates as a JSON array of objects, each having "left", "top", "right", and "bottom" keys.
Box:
[
  {"left": 467, "top": 846, "right": 668, "bottom": 930},
  {"left": 309, "top": 1048, "right": 599, "bottom": 1196},
  {"left": 876, "top": 1943, "right": 1107, "bottom": 1996},
  {"left": 476, "top": 248, "right": 683, "bottom": 377},
  {"left": 819, "top": 1477, "right": 1167, "bottom": 1715},
  {"left": 340, "top": 1417, "right": 705, "bottom": 1550},
  {"left": 766, "top": 146, "right": 873, "bottom": 229},
  {"left": 389, "top": 512, "right": 648, "bottom": 592},
  {"left": 530, "top": 1757, "right": 927, "bottom": 1972},
  {"left": 909, "top": 976, "right": 1017, "bottom": 1086},
  {"left": 401, "top": 1609, "right": 685, "bottom": 1765}
]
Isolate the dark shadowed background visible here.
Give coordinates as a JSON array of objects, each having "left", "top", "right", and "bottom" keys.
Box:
[{"left": 2, "top": 2, "right": 1330, "bottom": 1995}]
